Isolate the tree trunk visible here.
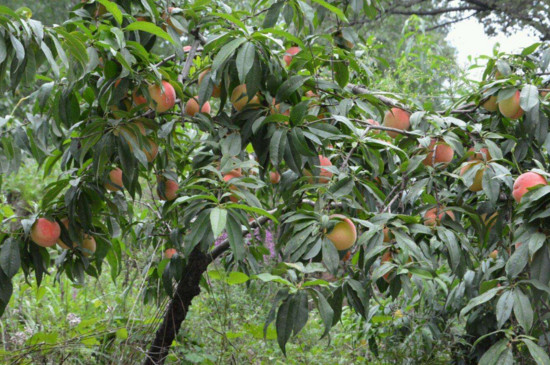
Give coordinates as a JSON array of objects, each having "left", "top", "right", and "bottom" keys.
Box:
[{"left": 143, "top": 248, "right": 210, "bottom": 365}]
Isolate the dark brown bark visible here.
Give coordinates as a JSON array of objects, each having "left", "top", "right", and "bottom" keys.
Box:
[
  {"left": 143, "top": 248, "right": 211, "bottom": 365},
  {"left": 143, "top": 210, "right": 276, "bottom": 364}
]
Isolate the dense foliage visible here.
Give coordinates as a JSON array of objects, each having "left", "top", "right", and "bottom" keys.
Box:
[{"left": 1, "top": 0, "right": 550, "bottom": 364}]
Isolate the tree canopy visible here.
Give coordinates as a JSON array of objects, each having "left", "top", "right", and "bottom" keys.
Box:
[{"left": 1, "top": 1, "right": 550, "bottom": 364}]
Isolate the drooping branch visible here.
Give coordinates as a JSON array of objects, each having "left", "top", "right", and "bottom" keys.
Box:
[{"left": 347, "top": 83, "right": 478, "bottom": 115}]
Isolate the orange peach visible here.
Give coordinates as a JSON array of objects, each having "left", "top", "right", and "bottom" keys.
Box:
[
  {"left": 198, "top": 69, "right": 221, "bottom": 98},
  {"left": 304, "top": 155, "right": 333, "bottom": 183},
  {"left": 512, "top": 171, "right": 547, "bottom": 202},
  {"left": 185, "top": 97, "right": 211, "bottom": 116},
  {"left": 164, "top": 248, "right": 177, "bottom": 259},
  {"left": 382, "top": 108, "right": 410, "bottom": 138},
  {"left": 57, "top": 218, "right": 72, "bottom": 250},
  {"left": 381, "top": 250, "right": 393, "bottom": 282},
  {"left": 326, "top": 214, "right": 356, "bottom": 250},
  {"left": 270, "top": 171, "right": 281, "bottom": 184},
  {"left": 105, "top": 168, "right": 123, "bottom": 192},
  {"left": 498, "top": 90, "right": 524, "bottom": 119},
  {"left": 30, "top": 218, "right": 61, "bottom": 247},
  {"left": 424, "top": 207, "right": 455, "bottom": 226},
  {"left": 82, "top": 235, "right": 96, "bottom": 257},
  {"left": 223, "top": 169, "right": 242, "bottom": 203},
  {"left": 230, "top": 84, "right": 260, "bottom": 111},
  {"left": 422, "top": 139, "right": 454, "bottom": 167},
  {"left": 482, "top": 95, "right": 498, "bottom": 112},
  {"left": 157, "top": 178, "right": 179, "bottom": 201},
  {"left": 148, "top": 81, "right": 176, "bottom": 113},
  {"left": 283, "top": 46, "right": 300, "bottom": 67},
  {"left": 468, "top": 147, "right": 491, "bottom": 161},
  {"left": 459, "top": 161, "right": 485, "bottom": 192}
]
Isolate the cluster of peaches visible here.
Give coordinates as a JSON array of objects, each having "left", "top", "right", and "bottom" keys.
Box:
[{"left": 27, "top": 48, "right": 548, "bottom": 265}]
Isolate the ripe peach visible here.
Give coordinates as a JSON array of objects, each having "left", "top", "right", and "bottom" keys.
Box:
[
  {"left": 326, "top": 214, "right": 356, "bottom": 251},
  {"left": 164, "top": 248, "right": 177, "bottom": 259},
  {"left": 304, "top": 155, "right": 333, "bottom": 183},
  {"left": 185, "top": 97, "right": 211, "bottom": 116},
  {"left": 198, "top": 69, "right": 222, "bottom": 98},
  {"left": 283, "top": 46, "right": 300, "bottom": 67},
  {"left": 148, "top": 81, "right": 176, "bottom": 113},
  {"left": 365, "top": 119, "right": 380, "bottom": 134},
  {"left": 270, "top": 171, "right": 281, "bottom": 184},
  {"left": 82, "top": 235, "right": 96, "bottom": 257},
  {"left": 498, "top": 90, "right": 524, "bottom": 119},
  {"left": 424, "top": 207, "right": 455, "bottom": 226},
  {"left": 383, "top": 227, "right": 391, "bottom": 243},
  {"left": 380, "top": 250, "right": 393, "bottom": 282},
  {"left": 30, "top": 218, "right": 61, "bottom": 247},
  {"left": 105, "top": 168, "right": 123, "bottom": 192},
  {"left": 482, "top": 95, "right": 498, "bottom": 112},
  {"left": 459, "top": 161, "right": 484, "bottom": 192},
  {"left": 157, "top": 178, "right": 179, "bottom": 201},
  {"left": 305, "top": 90, "right": 318, "bottom": 98},
  {"left": 382, "top": 108, "right": 410, "bottom": 138},
  {"left": 512, "top": 171, "right": 547, "bottom": 202},
  {"left": 271, "top": 99, "right": 290, "bottom": 116},
  {"left": 57, "top": 218, "right": 72, "bottom": 250},
  {"left": 489, "top": 250, "right": 498, "bottom": 260},
  {"left": 468, "top": 147, "right": 491, "bottom": 161},
  {"left": 132, "top": 90, "right": 148, "bottom": 106},
  {"left": 223, "top": 169, "right": 242, "bottom": 202},
  {"left": 231, "top": 84, "right": 260, "bottom": 111},
  {"left": 422, "top": 139, "right": 454, "bottom": 167},
  {"left": 121, "top": 122, "right": 158, "bottom": 162},
  {"left": 342, "top": 250, "right": 352, "bottom": 262}
]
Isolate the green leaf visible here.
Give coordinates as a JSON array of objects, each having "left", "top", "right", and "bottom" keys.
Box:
[
  {"left": 309, "top": 0, "right": 348, "bottom": 22},
  {"left": 522, "top": 338, "right": 550, "bottom": 365},
  {"left": 226, "top": 204, "right": 278, "bottom": 223},
  {"left": 0, "top": 267, "right": 13, "bottom": 306},
  {"left": 321, "top": 237, "right": 339, "bottom": 274},
  {"left": 210, "top": 208, "right": 227, "bottom": 238},
  {"left": 125, "top": 21, "right": 176, "bottom": 46},
  {"left": 520, "top": 84, "right": 539, "bottom": 112},
  {"left": 291, "top": 291, "right": 309, "bottom": 336},
  {"left": 275, "top": 75, "right": 310, "bottom": 102},
  {"left": 0, "top": 238, "right": 20, "bottom": 278},
  {"left": 226, "top": 213, "right": 245, "bottom": 261},
  {"left": 460, "top": 287, "right": 500, "bottom": 318},
  {"left": 253, "top": 273, "right": 293, "bottom": 286},
  {"left": 97, "top": 0, "right": 123, "bottom": 24},
  {"left": 496, "top": 290, "right": 513, "bottom": 328},
  {"left": 333, "top": 60, "right": 349, "bottom": 88},
  {"left": 263, "top": 1, "right": 284, "bottom": 28},
  {"left": 479, "top": 339, "right": 512, "bottom": 365},
  {"left": 39, "top": 42, "right": 60, "bottom": 79},
  {"left": 0, "top": 35, "right": 7, "bottom": 64},
  {"left": 236, "top": 42, "right": 255, "bottom": 83},
  {"left": 269, "top": 128, "right": 287, "bottom": 167},
  {"left": 115, "top": 328, "right": 128, "bottom": 340},
  {"left": 211, "top": 37, "right": 247, "bottom": 72},
  {"left": 226, "top": 271, "right": 249, "bottom": 285},
  {"left": 276, "top": 297, "right": 293, "bottom": 355},
  {"left": 506, "top": 240, "right": 529, "bottom": 279},
  {"left": 311, "top": 289, "right": 333, "bottom": 338},
  {"left": 513, "top": 287, "right": 533, "bottom": 332}
]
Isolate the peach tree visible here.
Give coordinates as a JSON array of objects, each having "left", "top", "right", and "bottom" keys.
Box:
[{"left": 0, "top": 0, "right": 550, "bottom": 364}]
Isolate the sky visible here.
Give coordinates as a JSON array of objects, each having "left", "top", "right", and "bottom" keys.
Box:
[{"left": 446, "top": 18, "right": 540, "bottom": 79}]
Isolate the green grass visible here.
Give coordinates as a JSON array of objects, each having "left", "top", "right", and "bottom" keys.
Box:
[{"left": 1, "top": 261, "right": 454, "bottom": 364}]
